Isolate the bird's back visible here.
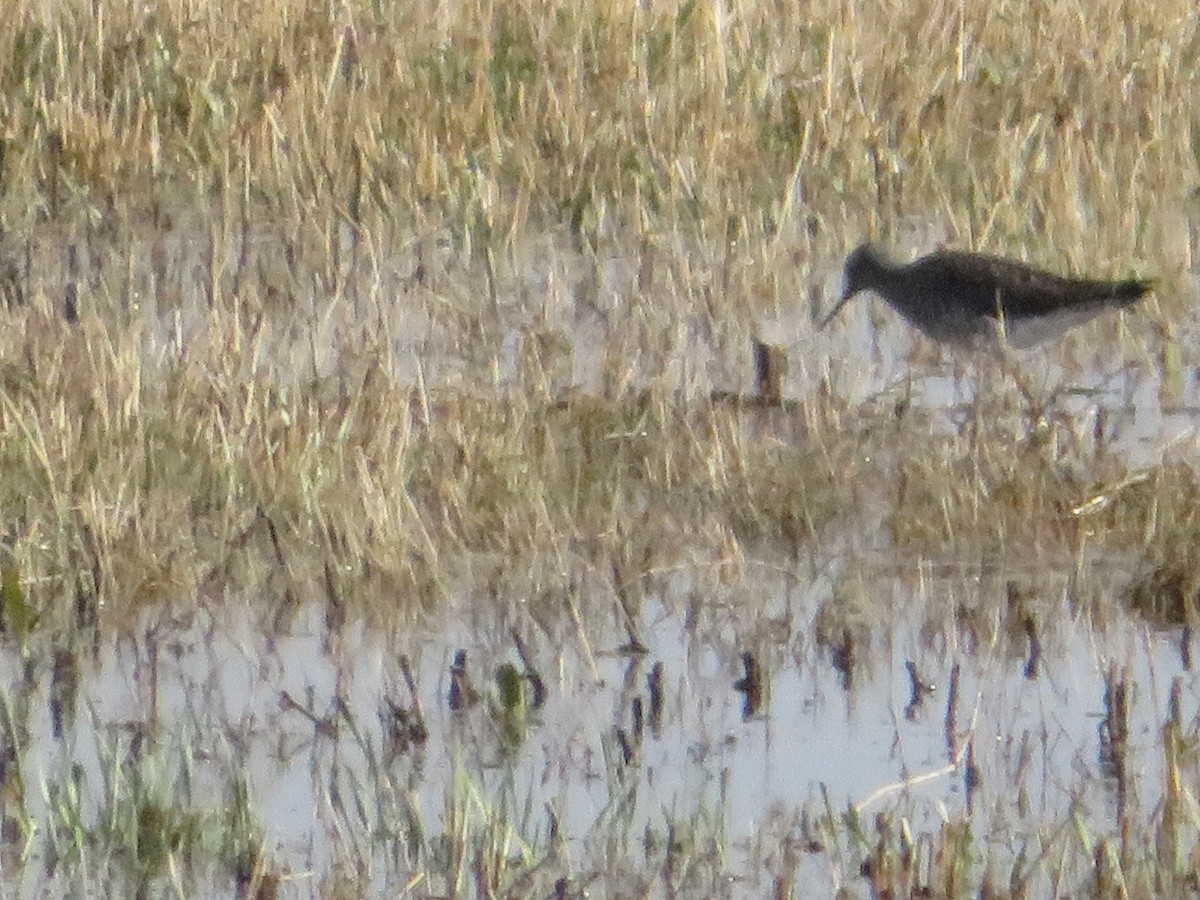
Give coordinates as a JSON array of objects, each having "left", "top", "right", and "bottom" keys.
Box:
[{"left": 907, "top": 250, "right": 1153, "bottom": 321}]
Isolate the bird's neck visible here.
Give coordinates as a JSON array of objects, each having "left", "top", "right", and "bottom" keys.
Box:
[{"left": 862, "top": 254, "right": 902, "bottom": 295}]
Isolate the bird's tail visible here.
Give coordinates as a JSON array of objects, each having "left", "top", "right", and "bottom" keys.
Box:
[{"left": 1110, "top": 278, "right": 1155, "bottom": 305}]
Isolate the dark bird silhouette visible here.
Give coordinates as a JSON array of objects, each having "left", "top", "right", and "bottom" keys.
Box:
[{"left": 821, "top": 244, "right": 1154, "bottom": 349}]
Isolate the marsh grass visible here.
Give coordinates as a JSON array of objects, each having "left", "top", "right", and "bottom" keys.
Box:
[{"left": 0, "top": 0, "right": 1196, "bottom": 894}]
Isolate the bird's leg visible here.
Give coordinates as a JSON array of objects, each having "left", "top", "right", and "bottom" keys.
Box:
[
  {"left": 994, "top": 343, "right": 1051, "bottom": 429},
  {"left": 984, "top": 313, "right": 1050, "bottom": 428}
]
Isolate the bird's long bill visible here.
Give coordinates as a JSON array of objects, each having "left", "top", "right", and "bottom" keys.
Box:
[{"left": 818, "top": 291, "right": 854, "bottom": 330}]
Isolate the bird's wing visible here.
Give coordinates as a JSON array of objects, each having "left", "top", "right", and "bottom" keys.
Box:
[{"left": 919, "top": 251, "right": 1151, "bottom": 318}]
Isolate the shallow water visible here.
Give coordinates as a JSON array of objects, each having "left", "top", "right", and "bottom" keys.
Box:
[{"left": 3, "top": 556, "right": 1191, "bottom": 896}]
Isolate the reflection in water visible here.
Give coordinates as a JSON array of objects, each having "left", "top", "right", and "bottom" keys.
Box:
[
  {"left": 733, "top": 651, "right": 764, "bottom": 720},
  {"left": 448, "top": 648, "right": 479, "bottom": 712},
  {"left": 1, "top": 564, "right": 1191, "bottom": 893}
]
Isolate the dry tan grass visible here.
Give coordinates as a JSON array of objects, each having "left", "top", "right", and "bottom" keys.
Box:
[{"left": 0, "top": 0, "right": 1192, "bottom": 634}]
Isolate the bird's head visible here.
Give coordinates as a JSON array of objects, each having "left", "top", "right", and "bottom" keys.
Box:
[{"left": 819, "top": 243, "right": 891, "bottom": 329}]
